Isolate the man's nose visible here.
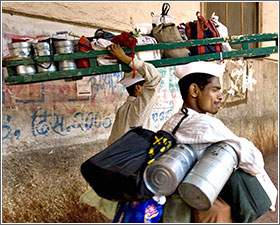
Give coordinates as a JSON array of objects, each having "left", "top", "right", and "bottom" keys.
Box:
[{"left": 217, "top": 92, "right": 223, "bottom": 101}]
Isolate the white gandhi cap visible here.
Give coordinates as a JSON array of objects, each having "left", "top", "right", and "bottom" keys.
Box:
[
  {"left": 119, "top": 71, "right": 145, "bottom": 87},
  {"left": 173, "top": 61, "right": 225, "bottom": 80}
]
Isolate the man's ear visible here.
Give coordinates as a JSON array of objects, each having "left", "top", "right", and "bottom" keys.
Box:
[{"left": 189, "top": 83, "right": 199, "bottom": 97}]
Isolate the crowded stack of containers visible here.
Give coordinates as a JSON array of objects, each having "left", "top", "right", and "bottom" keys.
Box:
[{"left": 8, "top": 38, "right": 79, "bottom": 76}]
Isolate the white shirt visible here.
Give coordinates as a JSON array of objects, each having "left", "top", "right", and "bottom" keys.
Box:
[
  {"left": 107, "top": 58, "right": 162, "bottom": 146},
  {"left": 162, "top": 107, "right": 277, "bottom": 210}
]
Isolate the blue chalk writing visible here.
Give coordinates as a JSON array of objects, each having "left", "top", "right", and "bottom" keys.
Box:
[
  {"left": 31, "top": 109, "right": 112, "bottom": 137},
  {"left": 2, "top": 115, "right": 21, "bottom": 140}
]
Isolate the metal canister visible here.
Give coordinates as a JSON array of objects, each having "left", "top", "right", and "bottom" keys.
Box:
[
  {"left": 16, "top": 64, "right": 36, "bottom": 75},
  {"left": 33, "top": 42, "right": 51, "bottom": 56},
  {"left": 37, "top": 63, "right": 57, "bottom": 73},
  {"left": 143, "top": 144, "right": 197, "bottom": 196},
  {"left": 58, "top": 60, "right": 77, "bottom": 70},
  {"left": 54, "top": 40, "right": 74, "bottom": 54},
  {"left": 8, "top": 42, "right": 32, "bottom": 58},
  {"left": 178, "top": 142, "right": 238, "bottom": 210}
]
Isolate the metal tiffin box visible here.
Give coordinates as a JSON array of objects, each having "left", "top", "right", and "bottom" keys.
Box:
[
  {"left": 178, "top": 142, "right": 238, "bottom": 210},
  {"left": 143, "top": 144, "right": 197, "bottom": 196}
]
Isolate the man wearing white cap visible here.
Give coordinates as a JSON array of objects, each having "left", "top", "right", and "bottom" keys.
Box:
[
  {"left": 80, "top": 44, "right": 162, "bottom": 220},
  {"left": 161, "top": 61, "right": 276, "bottom": 223},
  {"left": 107, "top": 44, "right": 162, "bottom": 146}
]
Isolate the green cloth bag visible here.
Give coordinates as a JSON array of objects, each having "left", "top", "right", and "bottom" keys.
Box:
[
  {"left": 161, "top": 193, "right": 192, "bottom": 223},
  {"left": 219, "top": 168, "right": 271, "bottom": 223}
]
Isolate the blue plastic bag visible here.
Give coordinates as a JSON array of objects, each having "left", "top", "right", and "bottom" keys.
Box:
[{"left": 113, "top": 199, "right": 163, "bottom": 223}]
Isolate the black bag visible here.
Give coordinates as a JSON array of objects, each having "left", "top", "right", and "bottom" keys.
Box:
[
  {"left": 80, "top": 126, "right": 176, "bottom": 202},
  {"left": 219, "top": 168, "right": 271, "bottom": 223}
]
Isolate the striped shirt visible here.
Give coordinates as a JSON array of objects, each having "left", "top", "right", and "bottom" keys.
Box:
[{"left": 107, "top": 58, "right": 162, "bottom": 146}]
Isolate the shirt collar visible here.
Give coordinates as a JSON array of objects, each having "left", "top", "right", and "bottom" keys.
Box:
[{"left": 127, "top": 96, "right": 137, "bottom": 101}]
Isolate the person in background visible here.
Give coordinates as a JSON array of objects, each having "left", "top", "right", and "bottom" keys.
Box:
[
  {"left": 107, "top": 44, "right": 162, "bottom": 145},
  {"left": 160, "top": 61, "right": 276, "bottom": 223},
  {"left": 80, "top": 44, "right": 162, "bottom": 220}
]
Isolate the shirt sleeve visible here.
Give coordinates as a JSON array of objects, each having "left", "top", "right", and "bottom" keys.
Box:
[{"left": 205, "top": 118, "right": 265, "bottom": 176}]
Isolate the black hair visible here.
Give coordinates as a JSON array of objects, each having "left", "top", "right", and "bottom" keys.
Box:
[
  {"left": 178, "top": 73, "right": 215, "bottom": 100},
  {"left": 126, "top": 80, "right": 146, "bottom": 96}
]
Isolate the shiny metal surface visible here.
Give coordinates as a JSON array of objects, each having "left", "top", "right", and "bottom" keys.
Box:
[
  {"left": 33, "top": 42, "right": 50, "bottom": 49},
  {"left": 54, "top": 40, "right": 74, "bottom": 47},
  {"left": 16, "top": 65, "right": 36, "bottom": 75},
  {"left": 33, "top": 42, "right": 51, "bottom": 56},
  {"left": 144, "top": 144, "right": 197, "bottom": 196},
  {"left": 55, "top": 46, "right": 74, "bottom": 54},
  {"left": 178, "top": 142, "right": 238, "bottom": 210},
  {"left": 37, "top": 63, "right": 57, "bottom": 73},
  {"left": 8, "top": 42, "right": 32, "bottom": 58},
  {"left": 58, "top": 60, "right": 77, "bottom": 70},
  {"left": 8, "top": 42, "right": 32, "bottom": 49}
]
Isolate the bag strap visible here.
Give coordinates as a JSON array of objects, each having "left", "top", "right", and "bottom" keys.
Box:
[
  {"left": 31, "top": 38, "right": 54, "bottom": 70},
  {"left": 172, "top": 107, "right": 189, "bottom": 135},
  {"left": 161, "top": 3, "right": 170, "bottom": 16},
  {"left": 196, "top": 11, "right": 209, "bottom": 31}
]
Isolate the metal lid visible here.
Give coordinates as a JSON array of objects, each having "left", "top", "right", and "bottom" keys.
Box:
[{"left": 144, "top": 162, "right": 178, "bottom": 196}]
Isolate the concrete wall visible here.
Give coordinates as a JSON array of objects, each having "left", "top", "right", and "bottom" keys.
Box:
[{"left": 1, "top": 1, "right": 278, "bottom": 223}]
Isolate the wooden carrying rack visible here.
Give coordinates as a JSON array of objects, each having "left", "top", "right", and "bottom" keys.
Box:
[{"left": 2, "top": 33, "right": 278, "bottom": 85}]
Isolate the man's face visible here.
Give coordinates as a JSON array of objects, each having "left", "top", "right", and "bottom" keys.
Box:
[{"left": 196, "top": 77, "right": 223, "bottom": 114}]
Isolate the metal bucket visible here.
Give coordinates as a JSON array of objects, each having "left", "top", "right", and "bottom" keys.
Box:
[
  {"left": 16, "top": 64, "right": 36, "bottom": 75},
  {"left": 33, "top": 42, "right": 51, "bottom": 56},
  {"left": 37, "top": 63, "right": 57, "bottom": 73},
  {"left": 143, "top": 144, "right": 197, "bottom": 196},
  {"left": 54, "top": 40, "right": 74, "bottom": 54},
  {"left": 8, "top": 42, "right": 32, "bottom": 58},
  {"left": 178, "top": 142, "right": 238, "bottom": 210},
  {"left": 58, "top": 60, "right": 77, "bottom": 70}
]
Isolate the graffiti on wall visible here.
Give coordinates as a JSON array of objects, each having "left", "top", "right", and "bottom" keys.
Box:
[
  {"left": 2, "top": 66, "right": 182, "bottom": 146},
  {"left": 31, "top": 108, "right": 112, "bottom": 137},
  {"left": 2, "top": 115, "right": 21, "bottom": 140}
]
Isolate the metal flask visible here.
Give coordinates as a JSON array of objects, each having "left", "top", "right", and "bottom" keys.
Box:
[
  {"left": 178, "top": 142, "right": 238, "bottom": 211},
  {"left": 143, "top": 144, "right": 197, "bottom": 196}
]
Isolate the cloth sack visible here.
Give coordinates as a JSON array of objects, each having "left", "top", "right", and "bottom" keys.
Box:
[
  {"left": 185, "top": 12, "right": 222, "bottom": 55},
  {"left": 111, "top": 32, "right": 138, "bottom": 77},
  {"left": 80, "top": 126, "right": 176, "bottom": 202},
  {"left": 211, "top": 12, "right": 232, "bottom": 52},
  {"left": 91, "top": 38, "right": 118, "bottom": 66},
  {"left": 77, "top": 36, "right": 93, "bottom": 68},
  {"left": 151, "top": 2, "right": 174, "bottom": 26},
  {"left": 219, "top": 168, "right": 272, "bottom": 223},
  {"left": 152, "top": 23, "right": 190, "bottom": 58},
  {"left": 161, "top": 192, "right": 192, "bottom": 223},
  {"left": 135, "top": 35, "right": 161, "bottom": 61}
]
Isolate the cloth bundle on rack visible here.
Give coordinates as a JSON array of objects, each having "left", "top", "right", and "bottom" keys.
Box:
[
  {"left": 135, "top": 35, "right": 161, "bottom": 61},
  {"left": 151, "top": 3, "right": 190, "bottom": 58},
  {"left": 211, "top": 13, "right": 232, "bottom": 52},
  {"left": 91, "top": 38, "right": 118, "bottom": 66},
  {"left": 184, "top": 12, "right": 222, "bottom": 55}
]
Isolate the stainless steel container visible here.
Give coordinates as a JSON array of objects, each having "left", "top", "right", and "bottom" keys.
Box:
[
  {"left": 178, "top": 142, "right": 238, "bottom": 210},
  {"left": 16, "top": 64, "right": 36, "bottom": 75},
  {"left": 54, "top": 40, "right": 74, "bottom": 54},
  {"left": 143, "top": 144, "right": 197, "bottom": 196},
  {"left": 37, "top": 63, "right": 57, "bottom": 73},
  {"left": 33, "top": 42, "right": 51, "bottom": 56},
  {"left": 8, "top": 42, "right": 32, "bottom": 58},
  {"left": 58, "top": 60, "right": 77, "bottom": 70}
]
